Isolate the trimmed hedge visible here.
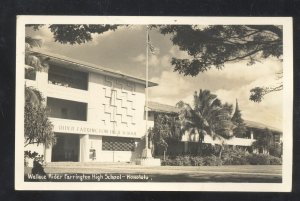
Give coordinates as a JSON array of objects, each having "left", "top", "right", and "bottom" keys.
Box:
[
  {"left": 221, "top": 148, "right": 249, "bottom": 165},
  {"left": 246, "top": 154, "right": 282, "bottom": 165},
  {"left": 161, "top": 153, "right": 281, "bottom": 166},
  {"left": 162, "top": 155, "right": 222, "bottom": 166}
]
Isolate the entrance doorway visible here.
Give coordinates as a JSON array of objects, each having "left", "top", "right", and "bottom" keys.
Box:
[{"left": 52, "top": 134, "right": 80, "bottom": 162}]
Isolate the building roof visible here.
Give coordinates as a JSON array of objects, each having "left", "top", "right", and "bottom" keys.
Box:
[
  {"left": 147, "top": 101, "right": 282, "bottom": 133},
  {"left": 244, "top": 120, "right": 282, "bottom": 133},
  {"left": 29, "top": 49, "right": 158, "bottom": 87},
  {"left": 147, "top": 101, "right": 180, "bottom": 114}
]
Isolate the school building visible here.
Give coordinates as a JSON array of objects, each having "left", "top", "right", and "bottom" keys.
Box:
[{"left": 24, "top": 50, "right": 282, "bottom": 164}]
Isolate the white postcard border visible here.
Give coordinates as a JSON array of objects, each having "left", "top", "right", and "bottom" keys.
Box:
[{"left": 15, "top": 16, "right": 293, "bottom": 192}]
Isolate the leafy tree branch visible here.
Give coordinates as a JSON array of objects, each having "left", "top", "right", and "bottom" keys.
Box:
[{"left": 26, "top": 24, "right": 283, "bottom": 102}]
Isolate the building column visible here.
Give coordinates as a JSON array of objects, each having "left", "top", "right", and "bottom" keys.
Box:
[
  {"left": 80, "top": 134, "right": 89, "bottom": 162},
  {"left": 36, "top": 70, "right": 52, "bottom": 163},
  {"left": 35, "top": 71, "right": 48, "bottom": 99},
  {"left": 184, "top": 141, "right": 188, "bottom": 154},
  {"left": 250, "top": 130, "right": 254, "bottom": 139},
  {"left": 44, "top": 146, "right": 52, "bottom": 163}
]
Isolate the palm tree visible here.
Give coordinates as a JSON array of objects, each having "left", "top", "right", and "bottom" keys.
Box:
[
  {"left": 24, "top": 37, "right": 55, "bottom": 148},
  {"left": 177, "top": 89, "right": 235, "bottom": 157}
]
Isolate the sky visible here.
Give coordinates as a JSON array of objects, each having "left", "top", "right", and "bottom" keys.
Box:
[{"left": 26, "top": 25, "right": 283, "bottom": 130}]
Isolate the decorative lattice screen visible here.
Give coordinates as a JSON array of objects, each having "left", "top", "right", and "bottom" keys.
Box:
[{"left": 102, "top": 136, "right": 135, "bottom": 151}]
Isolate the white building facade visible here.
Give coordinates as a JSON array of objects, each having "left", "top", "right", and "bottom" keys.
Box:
[{"left": 25, "top": 51, "right": 156, "bottom": 164}]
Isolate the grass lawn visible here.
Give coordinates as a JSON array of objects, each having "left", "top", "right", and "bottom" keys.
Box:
[{"left": 24, "top": 164, "right": 282, "bottom": 183}]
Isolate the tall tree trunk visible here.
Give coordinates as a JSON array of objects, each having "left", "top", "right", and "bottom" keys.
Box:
[
  {"left": 197, "top": 142, "right": 202, "bottom": 155},
  {"left": 218, "top": 146, "right": 223, "bottom": 159}
]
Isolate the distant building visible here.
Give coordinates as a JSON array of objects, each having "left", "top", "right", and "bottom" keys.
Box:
[{"left": 147, "top": 101, "right": 282, "bottom": 155}]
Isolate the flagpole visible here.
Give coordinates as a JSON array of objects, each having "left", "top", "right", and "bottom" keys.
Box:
[
  {"left": 139, "top": 26, "right": 160, "bottom": 165},
  {"left": 145, "top": 26, "right": 149, "bottom": 152},
  {"left": 142, "top": 25, "right": 152, "bottom": 158}
]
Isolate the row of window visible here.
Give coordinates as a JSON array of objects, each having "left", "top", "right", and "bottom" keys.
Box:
[{"left": 25, "top": 65, "right": 89, "bottom": 90}]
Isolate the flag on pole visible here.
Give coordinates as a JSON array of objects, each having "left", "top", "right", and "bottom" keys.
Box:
[{"left": 147, "top": 33, "right": 159, "bottom": 55}]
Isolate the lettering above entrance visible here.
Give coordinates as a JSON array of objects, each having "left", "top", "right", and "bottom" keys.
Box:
[{"left": 55, "top": 124, "right": 138, "bottom": 137}]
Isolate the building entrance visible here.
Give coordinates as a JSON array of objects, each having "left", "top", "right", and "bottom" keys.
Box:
[{"left": 52, "top": 134, "right": 80, "bottom": 162}]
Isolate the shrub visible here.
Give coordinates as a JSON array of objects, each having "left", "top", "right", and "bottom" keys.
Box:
[
  {"left": 162, "top": 156, "right": 191, "bottom": 166},
  {"left": 190, "top": 156, "right": 204, "bottom": 166},
  {"left": 230, "top": 155, "right": 249, "bottom": 165},
  {"left": 245, "top": 154, "right": 282, "bottom": 165},
  {"left": 163, "top": 159, "right": 174, "bottom": 166},
  {"left": 269, "top": 155, "right": 282, "bottom": 165},
  {"left": 163, "top": 156, "right": 178, "bottom": 166},
  {"left": 246, "top": 154, "right": 270, "bottom": 165},
  {"left": 199, "top": 144, "right": 220, "bottom": 156},
  {"left": 24, "top": 150, "right": 43, "bottom": 167},
  {"left": 269, "top": 144, "right": 282, "bottom": 158},
  {"left": 203, "top": 155, "right": 223, "bottom": 166},
  {"left": 161, "top": 153, "right": 282, "bottom": 166},
  {"left": 182, "top": 156, "right": 192, "bottom": 166},
  {"left": 221, "top": 147, "right": 249, "bottom": 165}
]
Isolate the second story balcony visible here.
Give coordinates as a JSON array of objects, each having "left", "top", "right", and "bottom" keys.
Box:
[
  {"left": 48, "top": 65, "right": 88, "bottom": 91},
  {"left": 47, "top": 97, "right": 87, "bottom": 121}
]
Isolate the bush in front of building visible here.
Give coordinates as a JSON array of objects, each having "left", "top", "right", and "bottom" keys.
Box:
[
  {"left": 161, "top": 153, "right": 282, "bottom": 166},
  {"left": 268, "top": 155, "right": 282, "bottom": 165},
  {"left": 245, "top": 154, "right": 269, "bottom": 165},
  {"left": 223, "top": 154, "right": 249, "bottom": 165},
  {"left": 269, "top": 143, "right": 283, "bottom": 158},
  {"left": 162, "top": 155, "right": 191, "bottom": 166},
  {"left": 190, "top": 156, "right": 204, "bottom": 166},
  {"left": 162, "top": 155, "right": 222, "bottom": 166},
  {"left": 245, "top": 154, "right": 282, "bottom": 165},
  {"left": 221, "top": 148, "right": 249, "bottom": 165},
  {"left": 202, "top": 155, "right": 223, "bottom": 166}
]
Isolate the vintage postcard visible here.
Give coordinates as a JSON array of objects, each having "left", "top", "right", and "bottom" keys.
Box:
[{"left": 15, "top": 16, "right": 293, "bottom": 191}]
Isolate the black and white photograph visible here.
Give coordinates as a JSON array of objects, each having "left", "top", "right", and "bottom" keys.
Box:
[{"left": 15, "top": 16, "right": 293, "bottom": 191}]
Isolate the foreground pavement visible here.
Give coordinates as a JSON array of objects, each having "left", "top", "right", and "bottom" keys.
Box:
[{"left": 25, "top": 164, "right": 282, "bottom": 183}]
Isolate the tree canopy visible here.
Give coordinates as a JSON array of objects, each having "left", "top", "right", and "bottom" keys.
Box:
[
  {"left": 252, "top": 128, "right": 275, "bottom": 154},
  {"left": 177, "top": 89, "right": 235, "bottom": 142},
  {"left": 231, "top": 99, "right": 247, "bottom": 138},
  {"left": 24, "top": 38, "right": 56, "bottom": 148},
  {"left": 156, "top": 25, "right": 282, "bottom": 76},
  {"left": 24, "top": 86, "right": 55, "bottom": 148},
  {"left": 26, "top": 24, "right": 119, "bottom": 45},
  {"left": 148, "top": 113, "right": 181, "bottom": 156},
  {"left": 26, "top": 24, "right": 283, "bottom": 102}
]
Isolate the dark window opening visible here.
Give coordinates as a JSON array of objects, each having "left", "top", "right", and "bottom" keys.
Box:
[
  {"left": 48, "top": 65, "right": 88, "bottom": 90},
  {"left": 25, "top": 68, "right": 36, "bottom": 80},
  {"left": 61, "top": 108, "right": 68, "bottom": 119},
  {"left": 47, "top": 97, "right": 87, "bottom": 121},
  {"left": 51, "top": 134, "right": 80, "bottom": 162},
  {"left": 274, "top": 133, "right": 281, "bottom": 143}
]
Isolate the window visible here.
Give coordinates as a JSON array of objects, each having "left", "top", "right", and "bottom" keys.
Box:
[
  {"left": 102, "top": 137, "right": 135, "bottom": 151},
  {"left": 48, "top": 65, "right": 88, "bottom": 90},
  {"left": 61, "top": 108, "right": 68, "bottom": 119},
  {"left": 274, "top": 133, "right": 281, "bottom": 143},
  {"left": 47, "top": 97, "right": 87, "bottom": 121},
  {"left": 25, "top": 68, "right": 36, "bottom": 80}
]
